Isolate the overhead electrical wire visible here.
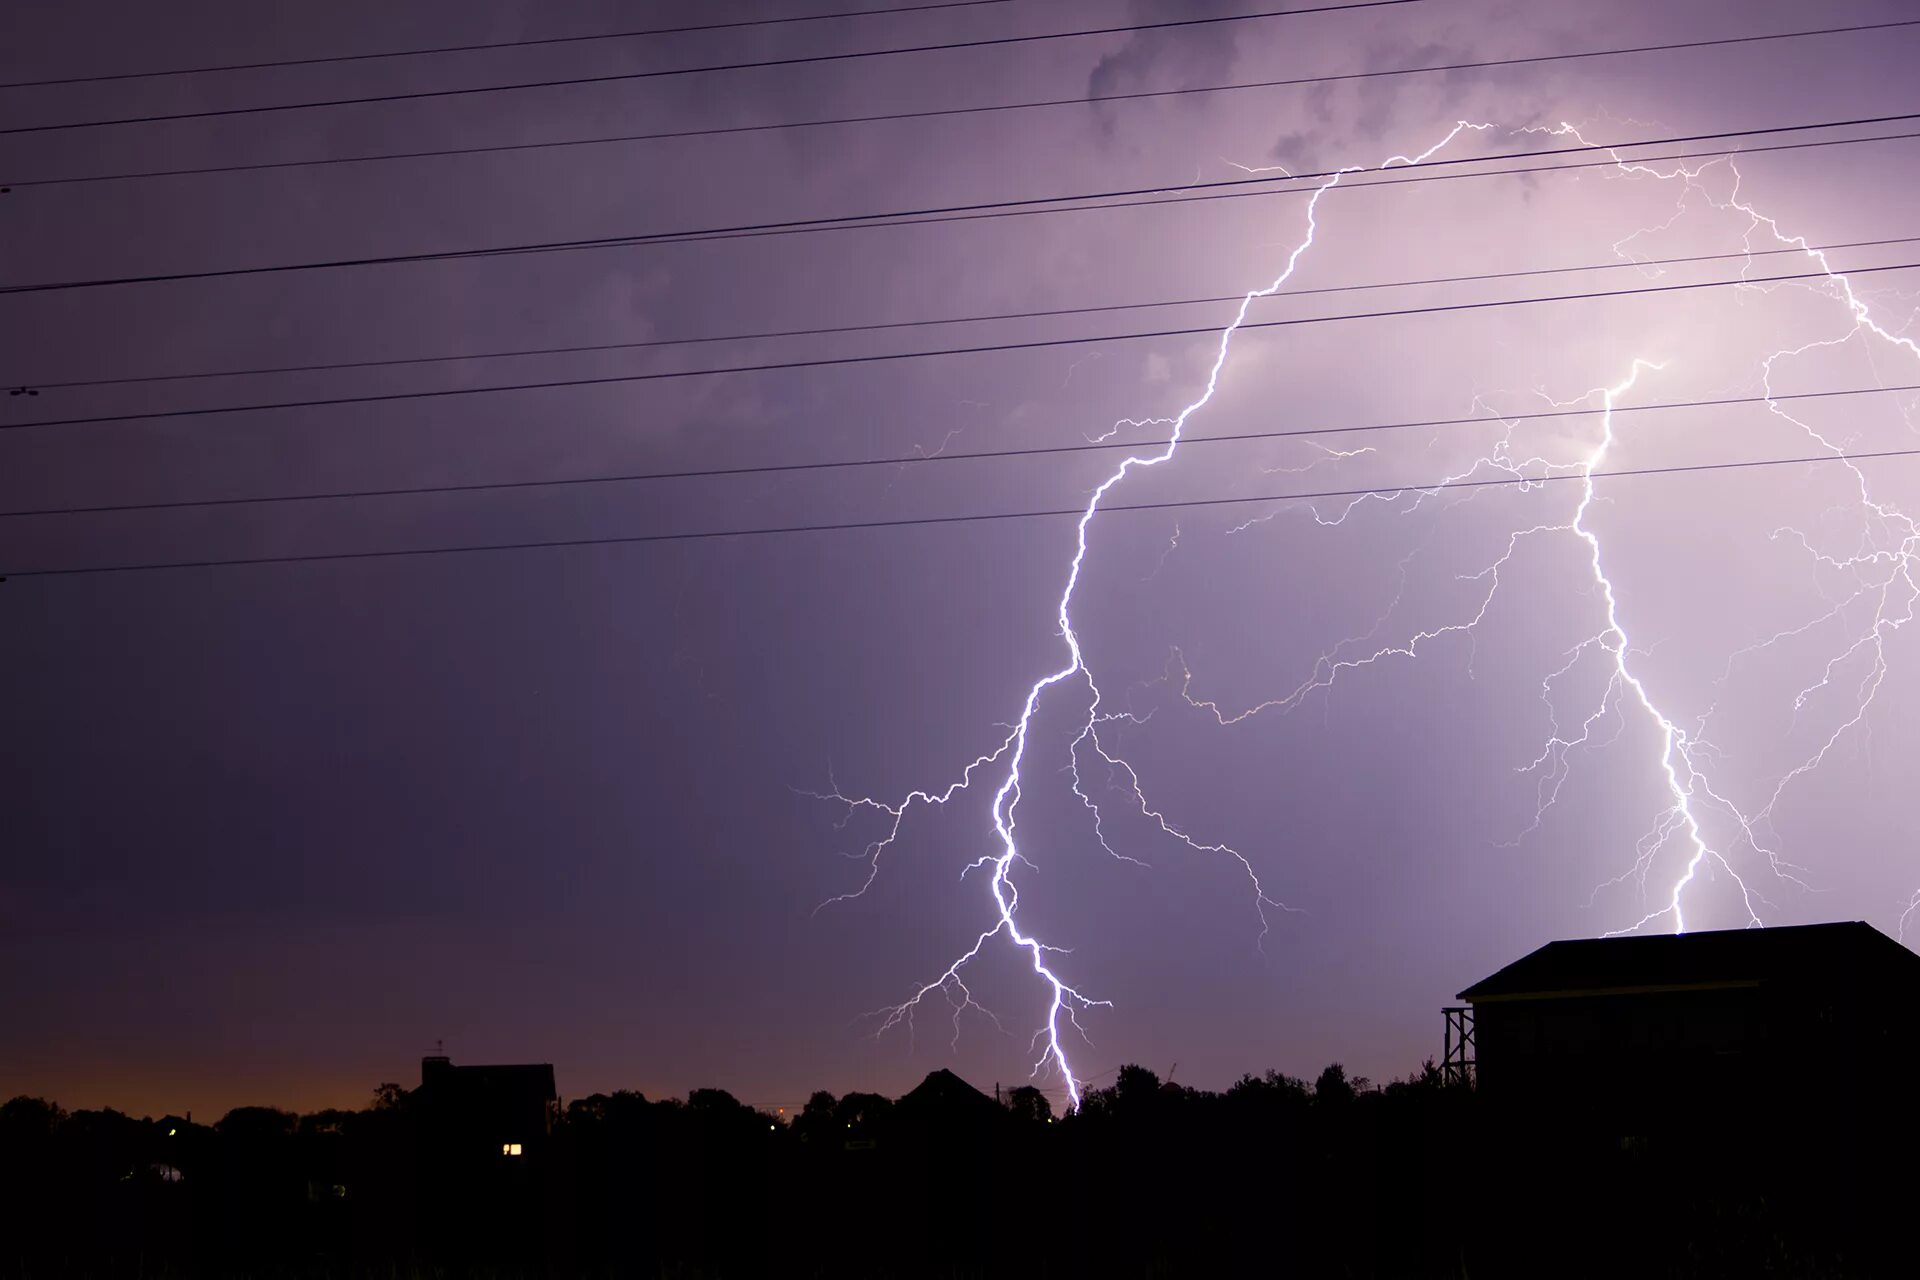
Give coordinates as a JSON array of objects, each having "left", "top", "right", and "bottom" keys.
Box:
[
  {"left": 13, "top": 233, "right": 1916, "bottom": 395},
  {"left": 3, "top": 110, "right": 1914, "bottom": 296},
  {"left": 3, "top": 380, "right": 1913, "bottom": 522},
  {"left": 0, "top": 1, "right": 1019, "bottom": 90},
  {"left": 464, "top": 127, "right": 1920, "bottom": 256},
  {"left": 4, "top": 20, "right": 1911, "bottom": 578},
  {"left": 6, "top": 260, "right": 1914, "bottom": 432},
  {"left": 0, "top": 0, "right": 1425, "bottom": 136},
  {"left": 7, "top": 18, "right": 1913, "bottom": 192},
  {"left": 8, "top": 445, "right": 1917, "bottom": 579}
]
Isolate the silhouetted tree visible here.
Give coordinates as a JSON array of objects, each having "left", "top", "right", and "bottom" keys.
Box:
[
  {"left": 1113, "top": 1062, "right": 1162, "bottom": 1109},
  {"left": 1313, "top": 1061, "right": 1355, "bottom": 1105},
  {"left": 1003, "top": 1084, "right": 1052, "bottom": 1125},
  {"left": 218, "top": 1103, "right": 295, "bottom": 1134},
  {"left": 0, "top": 1094, "right": 66, "bottom": 1136},
  {"left": 12, "top": 1048, "right": 1894, "bottom": 1278},
  {"left": 832, "top": 1090, "right": 893, "bottom": 1142},
  {"left": 793, "top": 1089, "right": 839, "bottom": 1146},
  {"left": 1078, "top": 1063, "right": 1163, "bottom": 1122}
]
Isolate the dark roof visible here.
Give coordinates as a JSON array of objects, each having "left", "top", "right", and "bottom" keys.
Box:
[
  {"left": 1459, "top": 921, "right": 1920, "bottom": 1002},
  {"left": 451, "top": 1064, "right": 556, "bottom": 1099},
  {"left": 420, "top": 1057, "right": 556, "bottom": 1100},
  {"left": 896, "top": 1068, "right": 998, "bottom": 1117}
]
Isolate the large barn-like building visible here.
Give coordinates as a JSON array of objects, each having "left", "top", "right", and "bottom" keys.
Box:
[
  {"left": 1441, "top": 922, "right": 1920, "bottom": 1271},
  {"left": 1445, "top": 920, "right": 1920, "bottom": 1126}
]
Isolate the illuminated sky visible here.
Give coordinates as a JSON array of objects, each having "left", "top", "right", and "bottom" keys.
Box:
[{"left": 5, "top": 0, "right": 1919, "bottom": 1117}]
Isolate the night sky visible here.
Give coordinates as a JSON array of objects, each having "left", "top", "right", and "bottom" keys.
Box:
[{"left": 6, "top": 0, "right": 1920, "bottom": 1118}]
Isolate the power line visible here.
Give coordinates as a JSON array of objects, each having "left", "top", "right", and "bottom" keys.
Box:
[
  {"left": 0, "top": 1, "right": 1018, "bottom": 90},
  {"left": 7, "top": 260, "right": 1912, "bottom": 432},
  {"left": 8, "top": 445, "right": 1915, "bottom": 579},
  {"left": 461, "top": 127, "right": 1920, "bottom": 259},
  {"left": 4, "top": 110, "right": 1913, "bottom": 296},
  {"left": 4, "top": 381, "right": 1913, "bottom": 522},
  {"left": 9, "top": 18, "right": 1912, "bottom": 192},
  {"left": 0, "top": 1, "right": 1424, "bottom": 137},
  {"left": 15, "top": 233, "right": 1914, "bottom": 394}
]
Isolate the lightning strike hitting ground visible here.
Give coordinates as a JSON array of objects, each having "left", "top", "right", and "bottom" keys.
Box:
[
  {"left": 819, "top": 111, "right": 1920, "bottom": 1104},
  {"left": 818, "top": 124, "right": 1491, "bottom": 1107}
]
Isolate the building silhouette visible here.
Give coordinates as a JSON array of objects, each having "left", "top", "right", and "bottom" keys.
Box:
[
  {"left": 1442, "top": 921, "right": 1920, "bottom": 1270},
  {"left": 413, "top": 1055, "right": 558, "bottom": 1258},
  {"left": 897, "top": 1068, "right": 999, "bottom": 1125},
  {"left": 1447, "top": 920, "right": 1920, "bottom": 1128},
  {"left": 416, "top": 1054, "right": 557, "bottom": 1161}
]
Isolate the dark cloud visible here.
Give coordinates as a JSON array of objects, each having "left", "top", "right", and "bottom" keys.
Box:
[{"left": 1084, "top": 0, "right": 1253, "bottom": 139}]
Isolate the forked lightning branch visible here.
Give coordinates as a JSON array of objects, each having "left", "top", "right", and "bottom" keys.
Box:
[{"left": 817, "top": 118, "right": 1920, "bottom": 1106}]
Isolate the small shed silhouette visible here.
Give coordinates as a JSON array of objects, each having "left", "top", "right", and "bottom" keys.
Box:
[{"left": 1448, "top": 920, "right": 1920, "bottom": 1127}]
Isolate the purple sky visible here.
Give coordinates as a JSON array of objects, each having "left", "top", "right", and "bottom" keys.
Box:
[{"left": 5, "top": 0, "right": 1920, "bottom": 1118}]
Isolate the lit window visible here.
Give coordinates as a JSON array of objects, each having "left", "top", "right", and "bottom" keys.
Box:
[{"left": 502, "top": 1142, "right": 523, "bottom": 1156}]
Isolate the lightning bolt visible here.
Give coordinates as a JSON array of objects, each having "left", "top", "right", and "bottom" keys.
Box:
[
  {"left": 822, "top": 111, "right": 1920, "bottom": 1103},
  {"left": 1524, "top": 126, "right": 1919, "bottom": 931},
  {"left": 1537, "top": 359, "right": 1764, "bottom": 936},
  {"left": 1173, "top": 121, "right": 1920, "bottom": 938},
  {"left": 818, "top": 122, "right": 1494, "bottom": 1106}
]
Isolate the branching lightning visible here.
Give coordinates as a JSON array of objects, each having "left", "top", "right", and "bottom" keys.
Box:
[
  {"left": 818, "top": 113, "right": 1920, "bottom": 1103},
  {"left": 1174, "top": 123, "right": 1920, "bottom": 941},
  {"left": 817, "top": 124, "right": 1491, "bottom": 1106}
]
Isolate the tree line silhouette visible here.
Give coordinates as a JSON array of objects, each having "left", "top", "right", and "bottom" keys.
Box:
[{"left": 0, "top": 1056, "right": 1892, "bottom": 1277}]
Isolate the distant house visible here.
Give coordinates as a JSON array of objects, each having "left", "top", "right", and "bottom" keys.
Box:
[
  {"left": 415, "top": 1055, "right": 558, "bottom": 1164},
  {"left": 898, "top": 1068, "right": 996, "bottom": 1115},
  {"left": 895, "top": 1068, "right": 1000, "bottom": 1134},
  {"left": 413, "top": 1055, "right": 559, "bottom": 1254},
  {"left": 1449, "top": 921, "right": 1920, "bottom": 1129}
]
